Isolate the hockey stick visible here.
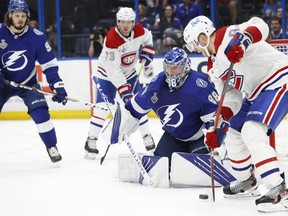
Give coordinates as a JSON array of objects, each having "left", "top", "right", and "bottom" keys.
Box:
[
  {"left": 132, "top": 60, "right": 146, "bottom": 93},
  {"left": 124, "top": 134, "right": 157, "bottom": 187},
  {"left": 210, "top": 62, "right": 235, "bottom": 202},
  {"left": 4, "top": 79, "right": 108, "bottom": 111},
  {"left": 91, "top": 76, "right": 115, "bottom": 165}
]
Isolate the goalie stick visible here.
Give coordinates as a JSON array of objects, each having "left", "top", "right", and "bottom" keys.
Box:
[
  {"left": 4, "top": 79, "right": 108, "bottom": 111},
  {"left": 123, "top": 134, "right": 157, "bottom": 187},
  {"left": 210, "top": 62, "right": 235, "bottom": 202}
]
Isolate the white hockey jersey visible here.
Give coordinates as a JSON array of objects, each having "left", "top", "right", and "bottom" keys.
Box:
[
  {"left": 94, "top": 23, "right": 153, "bottom": 88},
  {"left": 208, "top": 17, "right": 288, "bottom": 117}
]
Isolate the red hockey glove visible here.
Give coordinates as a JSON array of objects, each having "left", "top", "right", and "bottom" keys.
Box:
[
  {"left": 205, "top": 118, "right": 230, "bottom": 149},
  {"left": 224, "top": 32, "right": 252, "bottom": 63},
  {"left": 118, "top": 83, "right": 132, "bottom": 103},
  {"left": 140, "top": 46, "right": 155, "bottom": 66}
]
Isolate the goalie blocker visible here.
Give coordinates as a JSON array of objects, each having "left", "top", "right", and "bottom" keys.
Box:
[{"left": 118, "top": 152, "right": 236, "bottom": 187}]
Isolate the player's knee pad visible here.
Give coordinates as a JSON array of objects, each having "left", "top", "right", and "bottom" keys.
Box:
[
  {"left": 225, "top": 128, "right": 248, "bottom": 154},
  {"left": 241, "top": 121, "right": 269, "bottom": 151}
]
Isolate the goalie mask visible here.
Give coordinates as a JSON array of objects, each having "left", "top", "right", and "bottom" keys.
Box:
[
  {"left": 8, "top": 0, "right": 30, "bottom": 17},
  {"left": 183, "top": 16, "right": 215, "bottom": 56},
  {"left": 163, "top": 48, "right": 191, "bottom": 92}
]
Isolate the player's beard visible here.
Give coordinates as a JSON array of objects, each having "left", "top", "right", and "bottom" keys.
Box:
[{"left": 12, "top": 21, "right": 26, "bottom": 31}]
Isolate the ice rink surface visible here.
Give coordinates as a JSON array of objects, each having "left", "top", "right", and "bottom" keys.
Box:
[{"left": 0, "top": 118, "right": 287, "bottom": 216}]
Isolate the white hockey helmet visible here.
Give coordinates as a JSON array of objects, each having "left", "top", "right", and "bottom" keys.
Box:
[
  {"left": 116, "top": 7, "right": 136, "bottom": 24},
  {"left": 183, "top": 16, "right": 215, "bottom": 53}
]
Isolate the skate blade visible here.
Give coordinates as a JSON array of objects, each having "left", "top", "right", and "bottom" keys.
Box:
[
  {"left": 84, "top": 151, "right": 97, "bottom": 160},
  {"left": 257, "top": 200, "right": 288, "bottom": 213},
  {"left": 224, "top": 189, "right": 261, "bottom": 199}
]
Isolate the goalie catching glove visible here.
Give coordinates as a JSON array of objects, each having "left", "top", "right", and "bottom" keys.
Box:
[
  {"left": 102, "top": 102, "right": 139, "bottom": 145},
  {"left": 49, "top": 81, "right": 68, "bottom": 105},
  {"left": 205, "top": 116, "right": 230, "bottom": 149},
  {"left": 224, "top": 31, "right": 252, "bottom": 63}
]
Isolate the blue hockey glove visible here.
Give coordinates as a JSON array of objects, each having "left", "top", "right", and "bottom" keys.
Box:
[
  {"left": 205, "top": 118, "right": 230, "bottom": 149},
  {"left": 140, "top": 46, "right": 155, "bottom": 66},
  {"left": 118, "top": 83, "right": 133, "bottom": 103},
  {"left": 224, "top": 32, "right": 252, "bottom": 63},
  {"left": 49, "top": 81, "right": 68, "bottom": 105}
]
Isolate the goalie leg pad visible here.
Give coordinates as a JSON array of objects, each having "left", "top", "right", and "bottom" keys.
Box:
[
  {"left": 170, "top": 152, "right": 236, "bottom": 187},
  {"left": 118, "top": 153, "right": 169, "bottom": 188},
  {"left": 102, "top": 102, "right": 139, "bottom": 144}
]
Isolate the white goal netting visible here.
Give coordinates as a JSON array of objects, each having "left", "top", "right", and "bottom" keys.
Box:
[{"left": 268, "top": 39, "right": 288, "bottom": 159}]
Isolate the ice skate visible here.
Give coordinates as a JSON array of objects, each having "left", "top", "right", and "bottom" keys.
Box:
[
  {"left": 256, "top": 174, "right": 288, "bottom": 213},
  {"left": 84, "top": 136, "right": 99, "bottom": 159},
  {"left": 223, "top": 172, "right": 260, "bottom": 199},
  {"left": 143, "top": 134, "right": 155, "bottom": 152},
  {"left": 47, "top": 146, "right": 62, "bottom": 163}
]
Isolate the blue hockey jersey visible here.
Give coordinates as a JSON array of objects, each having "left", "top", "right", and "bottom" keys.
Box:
[
  {"left": 0, "top": 23, "right": 61, "bottom": 86},
  {"left": 125, "top": 70, "right": 219, "bottom": 141}
]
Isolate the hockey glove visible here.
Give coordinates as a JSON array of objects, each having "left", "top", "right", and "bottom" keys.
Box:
[
  {"left": 140, "top": 45, "right": 155, "bottom": 66},
  {"left": 50, "top": 81, "right": 68, "bottom": 105},
  {"left": 224, "top": 32, "right": 252, "bottom": 63},
  {"left": 205, "top": 118, "right": 230, "bottom": 149},
  {"left": 143, "top": 65, "right": 154, "bottom": 78},
  {"left": 118, "top": 83, "right": 133, "bottom": 103}
]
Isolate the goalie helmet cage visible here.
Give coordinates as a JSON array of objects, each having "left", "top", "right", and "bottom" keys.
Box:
[{"left": 268, "top": 39, "right": 288, "bottom": 159}]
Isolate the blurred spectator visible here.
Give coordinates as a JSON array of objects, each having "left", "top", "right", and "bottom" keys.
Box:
[
  {"left": 88, "top": 28, "right": 104, "bottom": 57},
  {"left": 175, "top": 0, "right": 202, "bottom": 29},
  {"left": 217, "top": 0, "right": 238, "bottom": 24},
  {"left": 46, "top": 23, "right": 57, "bottom": 54},
  {"left": 139, "top": 3, "right": 154, "bottom": 30},
  {"left": 270, "top": 16, "right": 284, "bottom": 39},
  {"left": 276, "top": 6, "right": 288, "bottom": 37},
  {"left": 149, "top": 0, "right": 170, "bottom": 23},
  {"left": 28, "top": 20, "right": 39, "bottom": 29},
  {"left": 263, "top": 0, "right": 282, "bottom": 23},
  {"left": 155, "top": 4, "right": 183, "bottom": 53}
]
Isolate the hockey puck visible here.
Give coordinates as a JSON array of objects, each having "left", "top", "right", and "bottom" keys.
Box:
[{"left": 199, "top": 194, "right": 209, "bottom": 199}]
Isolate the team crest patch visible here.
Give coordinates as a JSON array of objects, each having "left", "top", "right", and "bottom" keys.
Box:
[
  {"left": 151, "top": 92, "right": 158, "bottom": 104},
  {"left": 196, "top": 78, "right": 208, "bottom": 88},
  {"left": 0, "top": 39, "right": 8, "bottom": 49}
]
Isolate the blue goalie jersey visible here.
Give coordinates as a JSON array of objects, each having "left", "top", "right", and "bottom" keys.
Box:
[
  {"left": 125, "top": 70, "right": 219, "bottom": 141},
  {"left": 0, "top": 23, "right": 60, "bottom": 86}
]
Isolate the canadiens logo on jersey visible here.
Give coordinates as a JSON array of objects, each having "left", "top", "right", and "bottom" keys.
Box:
[
  {"left": 2, "top": 50, "right": 28, "bottom": 71},
  {"left": 121, "top": 51, "right": 137, "bottom": 67},
  {"left": 157, "top": 103, "right": 184, "bottom": 128}
]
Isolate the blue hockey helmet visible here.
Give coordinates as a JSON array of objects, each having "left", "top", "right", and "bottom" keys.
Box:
[
  {"left": 8, "top": 0, "right": 30, "bottom": 17},
  {"left": 163, "top": 47, "right": 191, "bottom": 91}
]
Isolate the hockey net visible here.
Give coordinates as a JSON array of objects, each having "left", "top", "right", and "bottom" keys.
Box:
[{"left": 268, "top": 39, "right": 288, "bottom": 159}]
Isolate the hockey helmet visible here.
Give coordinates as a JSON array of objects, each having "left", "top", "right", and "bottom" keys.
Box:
[
  {"left": 116, "top": 7, "right": 135, "bottom": 27},
  {"left": 183, "top": 16, "right": 215, "bottom": 53},
  {"left": 8, "top": 0, "right": 30, "bottom": 17},
  {"left": 163, "top": 47, "right": 191, "bottom": 92}
]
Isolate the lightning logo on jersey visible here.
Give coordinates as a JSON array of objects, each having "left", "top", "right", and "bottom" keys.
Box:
[
  {"left": 2, "top": 50, "right": 28, "bottom": 71},
  {"left": 158, "top": 103, "right": 183, "bottom": 128}
]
